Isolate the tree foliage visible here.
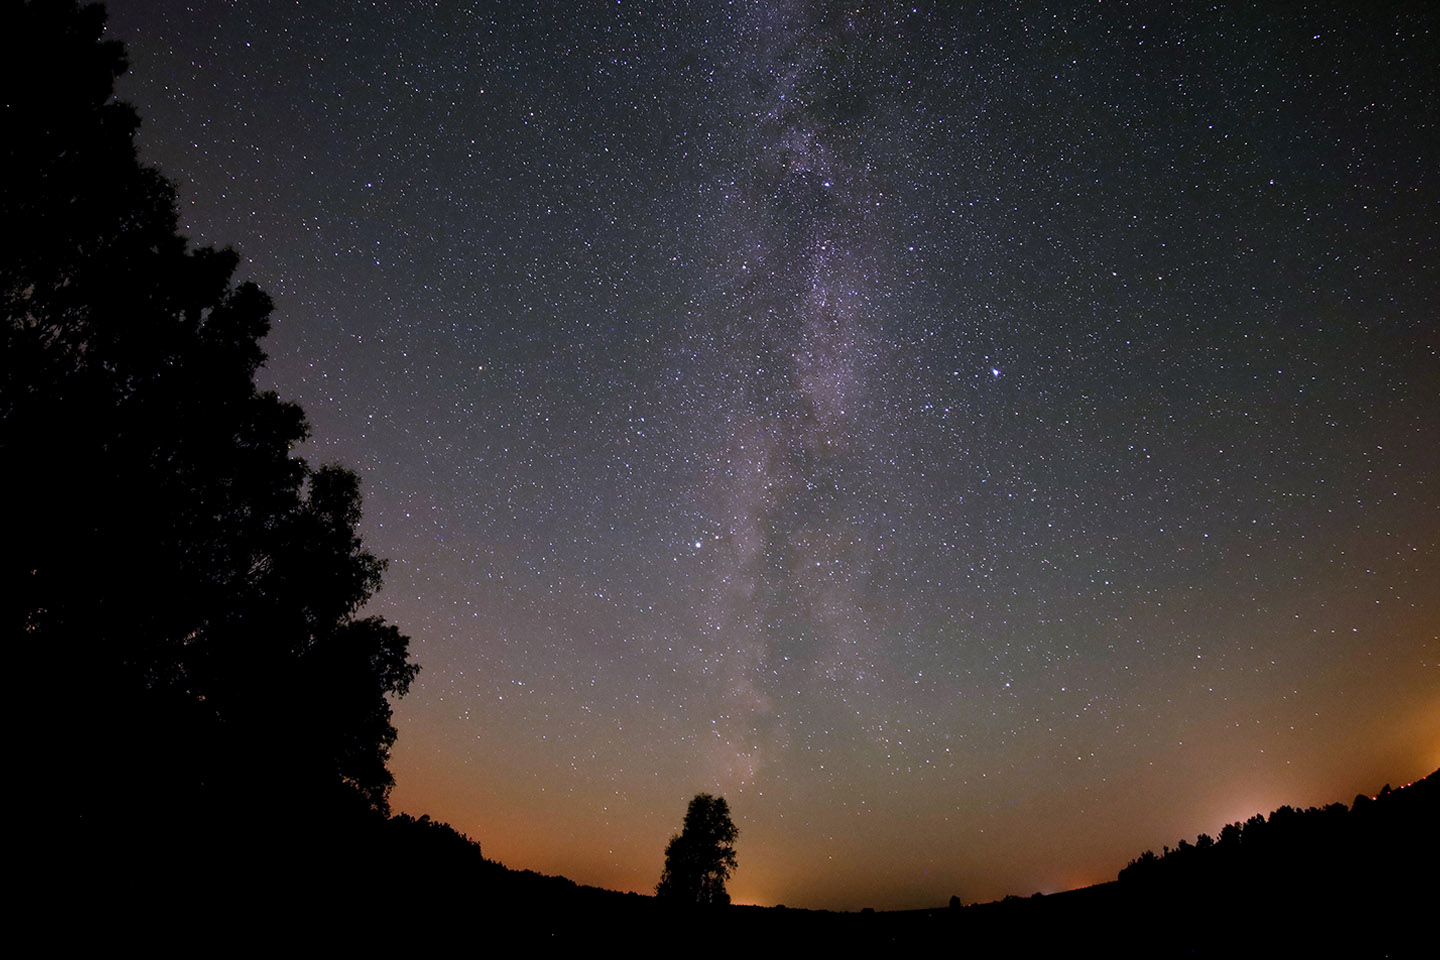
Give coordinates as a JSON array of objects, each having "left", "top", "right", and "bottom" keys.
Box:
[
  {"left": 656, "top": 794, "right": 739, "bottom": 906},
  {"left": 1116, "top": 773, "right": 1437, "bottom": 898},
  {"left": 2, "top": 1, "right": 416, "bottom": 839}
]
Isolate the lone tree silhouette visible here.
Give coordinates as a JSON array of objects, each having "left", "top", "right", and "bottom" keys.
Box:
[
  {"left": 2, "top": 0, "right": 416, "bottom": 849},
  {"left": 656, "top": 794, "right": 739, "bottom": 906}
]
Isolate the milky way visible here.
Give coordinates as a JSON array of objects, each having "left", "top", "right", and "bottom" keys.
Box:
[{"left": 106, "top": 1, "right": 1438, "bottom": 908}]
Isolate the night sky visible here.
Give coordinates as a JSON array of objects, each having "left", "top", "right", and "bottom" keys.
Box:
[{"left": 103, "top": 1, "right": 1437, "bottom": 909}]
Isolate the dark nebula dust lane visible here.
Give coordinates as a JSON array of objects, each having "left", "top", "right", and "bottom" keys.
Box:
[{"left": 104, "top": 1, "right": 1438, "bottom": 908}]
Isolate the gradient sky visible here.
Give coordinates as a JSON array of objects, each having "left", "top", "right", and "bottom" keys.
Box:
[{"left": 104, "top": 1, "right": 1437, "bottom": 910}]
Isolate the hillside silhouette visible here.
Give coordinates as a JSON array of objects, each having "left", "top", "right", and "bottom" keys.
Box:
[
  {"left": 107, "top": 769, "right": 1427, "bottom": 955},
  {"left": 390, "top": 771, "right": 1438, "bottom": 955}
]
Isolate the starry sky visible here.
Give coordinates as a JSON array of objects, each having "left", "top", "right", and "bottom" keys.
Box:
[{"left": 103, "top": 1, "right": 1437, "bottom": 909}]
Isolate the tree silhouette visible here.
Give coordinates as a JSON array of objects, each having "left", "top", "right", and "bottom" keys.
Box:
[
  {"left": 2, "top": 0, "right": 416, "bottom": 844},
  {"left": 656, "top": 794, "right": 739, "bottom": 906}
]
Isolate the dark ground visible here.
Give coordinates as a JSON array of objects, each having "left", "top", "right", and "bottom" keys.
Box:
[{"left": 35, "top": 770, "right": 1436, "bottom": 956}]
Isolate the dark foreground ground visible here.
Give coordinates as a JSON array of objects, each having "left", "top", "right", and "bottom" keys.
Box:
[
  {"left": 52, "top": 843, "right": 1433, "bottom": 957},
  {"left": 62, "top": 866, "right": 1431, "bottom": 957},
  {"left": 39, "top": 771, "right": 1436, "bottom": 956}
]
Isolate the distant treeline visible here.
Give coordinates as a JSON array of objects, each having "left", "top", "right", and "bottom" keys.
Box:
[{"left": 1116, "top": 772, "right": 1436, "bottom": 895}]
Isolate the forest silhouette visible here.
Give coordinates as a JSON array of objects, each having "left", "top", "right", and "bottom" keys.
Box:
[
  {"left": 5, "top": 4, "right": 1434, "bottom": 954},
  {"left": 4, "top": 0, "right": 415, "bottom": 899}
]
